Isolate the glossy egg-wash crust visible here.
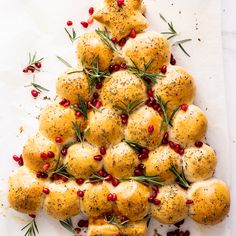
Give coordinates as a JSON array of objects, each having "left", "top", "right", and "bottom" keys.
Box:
[
  {"left": 56, "top": 69, "right": 91, "bottom": 104},
  {"left": 144, "top": 145, "right": 182, "bottom": 184},
  {"left": 43, "top": 180, "right": 80, "bottom": 220},
  {"left": 8, "top": 167, "right": 44, "bottom": 214},
  {"left": 154, "top": 66, "right": 196, "bottom": 114},
  {"left": 125, "top": 106, "right": 164, "bottom": 150},
  {"left": 123, "top": 31, "right": 170, "bottom": 73},
  {"left": 101, "top": 70, "right": 147, "bottom": 108},
  {"left": 77, "top": 32, "right": 114, "bottom": 71},
  {"left": 183, "top": 144, "right": 217, "bottom": 183},
  {"left": 104, "top": 142, "right": 139, "bottom": 178},
  {"left": 150, "top": 184, "right": 188, "bottom": 224},
  {"left": 169, "top": 104, "right": 208, "bottom": 147},
  {"left": 86, "top": 106, "right": 124, "bottom": 147},
  {"left": 23, "top": 132, "right": 59, "bottom": 172},
  {"left": 188, "top": 179, "right": 230, "bottom": 225},
  {"left": 65, "top": 142, "right": 102, "bottom": 178}
]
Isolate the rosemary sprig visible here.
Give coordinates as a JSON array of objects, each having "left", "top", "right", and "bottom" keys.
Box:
[
  {"left": 159, "top": 14, "right": 192, "bottom": 57},
  {"left": 63, "top": 141, "right": 77, "bottom": 149},
  {"left": 25, "top": 82, "right": 49, "bottom": 92},
  {"left": 71, "top": 96, "right": 88, "bottom": 120},
  {"left": 88, "top": 173, "right": 107, "bottom": 183},
  {"left": 169, "top": 164, "right": 190, "bottom": 188},
  {"left": 64, "top": 27, "right": 79, "bottom": 43},
  {"left": 56, "top": 56, "right": 73, "bottom": 68},
  {"left": 105, "top": 215, "right": 130, "bottom": 228},
  {"left": 123, "top": 176, "right": 164, "bottom": 186},
  {"left": 95, "top": 28, "right": 118, "bottom": 52},
  {"left": 21, "top": 218, "right": 39, "bottom": 236},
  {"left": 52, "top": 156, "right": 71, "bottom": 178},
  {"left": 27, "top": 52, "right": 44, "bottom": 71},
  {"left": 72, "top": 122, "right": 90, "bottom": 144},
  {"left": 125, "top": 140, "right": 144, "bottom": 153},
  {"left": 59, "top": 218, "right": 76, "bottom": 234},
  {"left": 156, "top": 95, "right": 179, "bottom": 131},
  {"left": 113, "top": 99, "right": 144, "bottom": 115},
  {"left": 127, "top": 58, "right": 165, "bottom": 85}
]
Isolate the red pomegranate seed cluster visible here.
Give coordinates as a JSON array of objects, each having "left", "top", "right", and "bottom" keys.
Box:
[
  {"left": 23, "top": 63, "right": 42, "bottom": 74},
  {"left": 148, "top": 188, "right": 161, "bottom": 205},
  {"left": 120, "top": 114, "right": 128, "bottom": 125},
  {"left": 169, "top": 141, "right": 185, "bottom": 155},
  {"left": 12, "top": 154, "right": 24, "bottom": 166},
  {"left": 79, "top": 6, "right": 95, "bottom": 28},
  {"left": 109, "top": 63, "right": 127, "bottom": 73},
  {"left": 40, "top": 151, "right": 55, "bottom": 159},
  {"left": 145, "top": 91, "right": 163, "bottom": 113},
  {"left": 50, "top": 173, "right": 68, "bottom": 182},
  {"left": 170, "top": 53, "right": 176, "bottom": 65},
  {"left": 134, "top": 163, "right": 145, "bottom": 176},
  {"left": 59, "top": 98, "right": 71, "bottom": 107},
  {"left": 36, "top": 171, "right": 48, "bottom": 179},
  {"left": 195, "top": 141, "right": 203, "bottom": 148},
  {"left": 78, "top": 219, "right": 89, "bottom": 228},
  {"left": 107, "top": 193, "right": 117, "bottom": 201},
  {"left": 118, "top": 38, "right": 127, "bottom": 47},
  {"left": 167, "top": 229, "right": 190, "bottom": 236},
  {"left": 138, "top": 148, "right": 149, "bottom": 161}
]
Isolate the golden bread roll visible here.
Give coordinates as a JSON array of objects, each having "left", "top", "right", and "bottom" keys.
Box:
[
  {"left": 39, "top": 102, "right": 77, "bottom": 143},
  {"left": 22, "top": 132, "right": 59, "bottom": 172},
  {"left": 123, "top": 31, "right": 170, "bottom": 73},
  {"left": 104, "top": 142, "right": 139, "bottom": 178},
  {"left": 124, "top": 106, "right": 164, "bottom": 150},
  {"left": 43, "top": 180, "right": 80, "bottom": 220},
  {"left": 188, "top": 179, "right": 230, "bottom": 225},
  {"left": 8, "top": 166, "right": 44, "bottom": 214},
  {"left": 101, "top": 70, "right": 147, "bottom": 108},
  {"left": 144, "top": 145, "right": 181, "bottom": 184},
  {"left": 169, "top": 105, "right": 208, "bottom": 147},
  {"left": 56, "top": 68, "right": 91, "bottom": 104},
  {"left": 86, "top": 106, "right": 123, "bottom": 147},
  {"left": 154, "top": 66, "right": 196, "bottom": 113},
  {"left": 77, "top": 32, "right": 114, "bottom": 71},
  {"left": 114, "top": 180, "right": 149, "bottom": 221},
  {"left": 65, "top": 142, "right": 102, "bottom": 178},
  {"left": 183, "top": 144, "right": 217, "bottom": 182},
  {"left": 150, "top": 184, "right": 188, "bottom": 224}
]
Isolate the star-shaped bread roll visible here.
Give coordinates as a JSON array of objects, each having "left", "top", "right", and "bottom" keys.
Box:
[{"left": 93, "top": 0, "right": 148, "bottom": 40}]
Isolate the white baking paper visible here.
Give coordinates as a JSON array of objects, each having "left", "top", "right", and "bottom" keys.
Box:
[{"left": 0, "top": 0, "right": 231, "bottom": 235}]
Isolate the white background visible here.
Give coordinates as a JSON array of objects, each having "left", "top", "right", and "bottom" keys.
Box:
[{"left": 0, "top": 0, "right": 235, "bottom": 235}]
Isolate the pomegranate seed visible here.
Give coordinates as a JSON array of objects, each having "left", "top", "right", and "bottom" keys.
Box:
[
  {"left": 148, "top": 125, "right": 154, "bottom": 133},
  {"left": 137, "top": 163, "right": 144, "bottom": 170},
  {"left": 43, "top": 188, "right": 50, "bottom": 194},
  {"left": 180, "top": 104, "right": 188, "bottom": 111},
  {"left": 98, "top": 169, "right": 107, "bottom": 177},
  {"left": 61, "top": 176, "right": 68, "bottom": 182},
  {"left": 195, "top": 141, "right": 203, "bottom": 148},
  {"left": 36, "top": 171, "right": 48, "bottom": 179},
  {"left": 112, "top": 193, "right": 117, "bottom": 201},
  {"left": 61, "top": 147, "right": 68, "bottom": 156},
  {"left": 80, "top": 21, "right": 88, "bottom": 28},
  {"left": 55, "top": 137, "right": 63, "bottom": 143},
  {"left": 130, "top": 29, "right": 136, "bottom": 38},
  {"left": 153, "top": 104, "right": 160, "bottom": 111},
  {"left": 147, "top": 89, "right": 154, "bottom": 97},
  {"left": 43, "top": 162, "right": 50, "bottom": 171},
  {"left": 118, "top": 38, "right": 126, "bottom": 47},
  {"left": 120, "top": 63, "right": 127, "bottom": 69},
  {"left": 109, "top": 64, "right": 115, "bottom": 73},
  {"left": 105, "top": 174, "right": 113, "bottom": 182},
  {"left": 93, "top": 92, "right": 99, "bottom": 99},
  {"left": 99, "top": 146, "right": 106, "bottom": 155},
  {"left": 18, "top": 158, "right": 24, "bottom": 166},
  {"left": 183, "top": 230, "right": 190, "bottom": 236},
  {"left": 114, "top": 64, "right": 120, "bottom": 71},
  {"left": 157, "top": 107, "right": 162, "bottom": 113},
  {"left": 161, "top": 65, "right": 167, "bottom": 74},
  {"left": 13, "top": 155, "right": 20, "bottom": 162},
  {"left": 169, "top": 141, "right": 176, "bottom": 149},
  {"left": 174, "top": 144, "right": 180, "bottom": 153},
  {"left": 28, "top": 66, "right": 35, "bottom": 73},
  {"left": 148, "top": 196, "right": 154, "bottom": 203},
  {"left": 95, "top": 101, "right": 102, "bottom": 109},
  {"left": 92, "top": 99, "right": 98, "bottom": 106},
  {"left": 75, "top": 111, "right": 82, "bottom": 117},
  {"left": 141, "top": 148, "right": 149, "bottom": 155},
  {"left": 134, "top": 168, "right": 143, "bottom": 176},
  {"left": 78, "top": 219, "right": 88, "bottom": 228},
  {"left": 117, "top": 0, "right": 125, "bottom": 7},
  {"left": 96, "top": 82, "right": 103, "bottom": 89},
  {"left": 29, "top": 214, "right": 36, "bottom": 218},
  {"left": 40, "top": 152, "right": 48, "bottom": 159},
  {"left": 87, "top": 16, "right": 94, "bottom": 25},
  {"left": 67, "top": 20, "right": 73, "bottom": 26},
  {"left": 23, "top": 68, "right": 29, "bottom": 73},
  {"left": 170, "top": 54, "right": 176, "bottom": 65},
  {"left": 89, "top": 7, "right": 94, "bottom": 15},
  {"left": 76, "top": 178, "right": 85, "bottom": 185},
  {"left": 162, "top": 138, "right": 168, "bottom": 144},
  {"left": 111, "top": 37, "right": 117, "bottom": 43},
  {"left": 35, "top": 62, "right": 41, "bottom": 69},
  {"left": 138, "top": 153, "right": 148, "bottom": 160},
  {"left": 63, "top": 101, "right": 70, "bottom": 107},
  {"left": 107, "top": 193, "right": 117, "bottom": 201},
  {"left": 164, "top": 132, "right": 169, "bottom": 140},
  {"left": 112, "top": 178, "right": 120, "bottom": 187},
  {"left": 146, "top": 100, "right": 152, "bottom": 107},
  {"left": 52, "top": 173, "right": 60, "bottom": 181},
  {"left": 121, "top": 114, "right": 128, "bottom": 120},
  {"left": 59, "top": 98, "right": 67, "bottom": 106},
  {"left": 31, "top": 90, "right": 39, "bottom": 98},
  {"left": 94, "top": 155, "right": 103, "bottom": 161},
  {"left": 77, "top": 190, "right": 84, "bottom": 197},
  {"left": 178, "top": 148, "right": 184, "bottom": 155},
  {"left": 186, "top": 199, "right": 194, "bottom": 205},
  {"left": 122, "top": 118, "right": 128, "bottom": 125},
  {"left": 47, "top": 151, "right": 55, "bottom": 158},
  {"left": 153, "top": 199, "right": 161, "bottom": 205}
]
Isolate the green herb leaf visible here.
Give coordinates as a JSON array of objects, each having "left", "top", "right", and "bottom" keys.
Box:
[
  {"left": 56, "top": 56, "right": 73, "bottom": 68},
  {"left": 52, "top": 156, "right": 71, "bottom": 178},
  {"left": 64, "top": 27, "right": 79, "bottom": 43},
  {"left": 59, "top": 218, "right": 76, "bottom": 234},
  {"left": 113, "top": 99, "right": 144, "bottom": 115},
  {"left": 72, "top": 122, "right": 90, "bottom": 144},
  {"left": 27, "top": 52, "right": 44, "bottom": 71},
  {"left": 124, "top": 140, "right": 144, "bottom": 153},
  {"left": 105, "top": 215, "right": 131, "bottom": 228},
  {"left": 21, "top": 218, "right": 39, "bottom": 236},
  {"left": 123, "top": 176, "right": 164, "bottom": 186}
]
